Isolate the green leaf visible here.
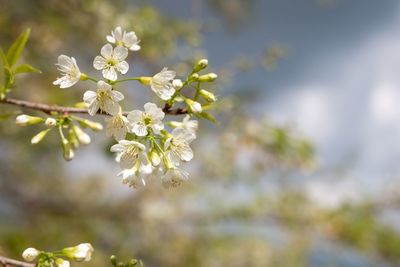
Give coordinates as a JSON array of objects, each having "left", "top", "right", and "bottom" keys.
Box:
[
  {"left": 4, "top": 67, "right": 14, "bottom": 88},
  {"left": 6, "top": 28, "right": 31, "bottom": 66},
  {"left": 14, "top": 63, "right": 41, "bottom": 74},
  {"left": 0, "top": 47, "right": 8, "bottom": 67}
]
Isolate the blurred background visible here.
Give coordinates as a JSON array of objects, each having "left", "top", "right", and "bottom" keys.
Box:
[{"left": 1, "top": 0, "right": 400, "bottom": 266}]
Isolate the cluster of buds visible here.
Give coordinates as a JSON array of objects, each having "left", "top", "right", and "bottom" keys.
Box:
[
  {"left": 17, "top": 26, "right": 218, "bottom": 189},
  {"left": 22, "top": 243, "right": 94, "bottom": 267},
  {"left": 15, "top": 114, "right": 103, "bottom": 161}
]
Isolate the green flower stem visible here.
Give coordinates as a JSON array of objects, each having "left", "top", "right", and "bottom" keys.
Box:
[{"left": 111, "top": 77, "right": 141, "bottom": 84}]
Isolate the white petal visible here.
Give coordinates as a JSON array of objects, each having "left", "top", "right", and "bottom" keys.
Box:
[
  {"left": 103, "top": 68, "right": 118, "bottom": 81},
  {"left": 100, "top": 44, "right": 113, "bottom": 58},
  {"left": 106, "top": 35, "right": 116, "bottom": 44},
  {"left": 110, "top": 143, "right": 125, "bottom": 153},
  {"left": 93, "top": 56, "right": 106, "bottom": 70},
  {"left": 88, "top": 101, "right": 99, "bottom": 116},
  {"left": 116, "top": 61, "right": 129, "bottom": 74},
  {"left": 127, "top": 110, "right": 143, "bottom": 123},
  {"left": 133, "top": 124, "right": 148, "bottom": 137},
  {"left": 129, "top": 44, "right": 141, "bottom": 51},
  {"left": 178, "top": 144, "right": 193, "bottom": 162},
  {"left": 114, "top": 46, "right": 128, "bottom": 61},
  {"left": 83, "top": 90, "right": 97, "bottom": 103},
  {"left": 97, "top": 80, "right": 112, "bottom": 91},
  {"left": 103, "top": 100, "right": 120, "bottom": 116},
  {"left": 113, "top": 26, "right": 123, "bottom": 41}
]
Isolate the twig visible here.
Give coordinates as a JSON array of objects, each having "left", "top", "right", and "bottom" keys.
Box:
[
  {"left": 0, "top": 98, "right": 187, "bottom": 116},
  {"left": 0, "top": 256, "right": 35, "bottom": 267}
]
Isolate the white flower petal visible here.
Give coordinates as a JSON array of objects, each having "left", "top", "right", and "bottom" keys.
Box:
[
  {"left": 114, "top": 46, "right": 128, "bottom": 61},
  {"left": 116, "top": 61, "right": 129, "bottom": 74},
  {"left": 100, "top": 44, "right": 113, "bottom": 58},
  {"left": 103, "top": 68, "right": 118, "bottom": 81},
  {"left": 93, "top": 56, "right": 106, "bottom": 70}
]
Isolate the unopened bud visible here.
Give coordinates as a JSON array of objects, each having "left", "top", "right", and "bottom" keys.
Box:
[
  {"left": 31, "top": 129, "right": 51, "bottom": 144},
  {"left": 199, "top": 89, "right": 216, "bottom": 102},
  {"left": 190, "top": 73, "right": 199, "bottom": 81},
  {"left": 139, "top": 77, "right": 151, "bottom": 85},
  {"left": 185, "top": 99, "right": 202, "bottom": 113},
  {"left": 16, "top": 114, "right": 44, "bottom": 126},
  {"left": 45, "top": 117, "right": 57, "bottom": 127},
  {"left": 193, "top": 59, "right": 208, "bottom": 72},
  {"left": 63, "top": 243, "right": 94, "bottom": 262},
  {"left": 172, "top": 79, "right": 183, "bottom": 89},
  {"left": 150, "top": 149, "right": 161, "bottom": 166},
  {"left": 22, "top": 248, "right": 39, "bottom": 262},
  {"left": 198, "top": 73, "right": 217, "bottom": 82},
  {"left": 79, "top": 119, "right": 103, "bottom": 131},
  {"left": 55, "top": 259, "right": 70, "bottom": 267},
  {"left": 73, "top": 125, "right": 91, "bottom": 145}
]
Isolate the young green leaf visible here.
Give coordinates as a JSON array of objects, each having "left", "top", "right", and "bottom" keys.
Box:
[
  {"left": 14, "top": 63, "right": 41, "bottom": 74},
  {"left": 0, "top": 47, "right": 8, "bottom": 67},
  {"left": 6, "top": 28, "right": 31, "bottom": 66}
]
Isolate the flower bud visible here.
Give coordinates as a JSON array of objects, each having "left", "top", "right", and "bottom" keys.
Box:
[
  {"left": 150, "top": 149, "right": 161, "bottom": 166},
  {"left": 16, "top": 114, "right": 44, "bottom": 126},
  {"left": 45, "top": 118, "right": 57, "bottom": 127},
  {"left": 190, "top": 73, "right": 199, "bottom": 81},
  {"left": 22, "top": 248, "right": 39, "bottom": 262},
  {"left": 63, "top": 243, "right": 94, "bottom": 262},
  {"left": 55, "top": 258, "right": 70, "bottom": 267},
  {"left": 198, "top": 73, "right": 218, "bottom": 82},
  {"left": 193, "top": 59, "right": 208, "bottom": 72},
  {"left": 172, "top": 79, "right": 183, "bottom": 89},
  {"left": 199, "top": 89, "right": 216, "bottom": 102},
  {"left": 185, "top": 99, "right": 202, "bottom": 113},
  {"left": 31, "top": 129, "right": 51, "bottom": 145},
  {"left": 79, "top": 119, "right": 103, "bottom": 131},
  {"left": 68, "top": 129, "right": 80, "bottom": 149},
  {"left": 72, "top": 125, "right": 91, "bottom": 145},
  {"left": 138, "top": 76, "right": 152, "bottom": 85}
]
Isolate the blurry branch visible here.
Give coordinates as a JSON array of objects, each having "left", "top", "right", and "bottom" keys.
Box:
[
  {"left": 0, "top": 98, "right": 188, "bottom": 116},
  {"left": 0, "top": 256, "right": 34, "bottom": 267}
]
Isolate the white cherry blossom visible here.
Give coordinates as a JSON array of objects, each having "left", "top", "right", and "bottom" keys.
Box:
[
  {"left": 127, "top": 102, "right": 165, "bottom": 137},
  {"left": 117, "top": 168, "right": 147, "bottom": 189},
  {"left": 110, "top": 140, "right": 149, "bottom": 170},
  {"left": 106, "top": 26, "right": 141, "bottom": 51},
  {"left": 93, "top": 44, "right": 129, "bottom": 81},
  {"left": 22, "top": 248, "right": 39, "bottom": 262},
  {"left": 105, "top": 112, "right": 130, "bottom": 140},
  {"left": 173, "top": 115, "right": 198, "bottom": 136},
  {"left": 83, "top": 81, "right": 124, "bottom": 116},
  {"left": 150, "top": 68, "right": 176, "bottom": 100},
  {"left": 164, "top": 128, "right": 196, "bottom": 166},
  {"left": 161, "top": 168, "right": 189, "bottom": 188},
  {"left": 53, "top": 55, "right": 81, "bottom": 88}
]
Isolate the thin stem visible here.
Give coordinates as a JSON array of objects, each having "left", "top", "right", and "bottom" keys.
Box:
[
  {"left": 112, "top": 77, "right": 141, "bottom": 84},
  {"left": 0, "top": 98, "right": 187, "bottom": 116},
  {"left": 0, "top": 256, "right": 35, "bottom": 267},
  {"left": 85, "top": 76, "right": 98, "bottom": 83}
]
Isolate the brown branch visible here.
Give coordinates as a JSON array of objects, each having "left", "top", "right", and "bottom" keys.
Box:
[
  {"left": 0, "top": 256, "right": 35, "bottom": 267},
  {"left": 0, "top": 98, "right": 187, "bottom": 116}
]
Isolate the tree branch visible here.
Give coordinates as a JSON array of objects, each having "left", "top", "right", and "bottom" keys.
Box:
[
  {"left": 0, "top": 98, "right": 187, "bottom": 116},
  {"left": 0, "top": 256, "right": 35, "bottom": 267}
]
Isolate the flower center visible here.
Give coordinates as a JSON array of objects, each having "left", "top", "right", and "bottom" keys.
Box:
[
  {"left": 144, "top": 117, "right": 152, "bottom": 125},
  {"left": 107, "top": 58, "right": 118, "bottom": 66}
]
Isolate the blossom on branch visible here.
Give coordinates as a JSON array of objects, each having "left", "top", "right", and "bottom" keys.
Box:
[
  {"left": 107, "top": 26, "right": 141, "bottom": 51},
  {"left": 83, "top": 81, "right": 124, "bottom": 116},
  {"left": 127, "top": 102, "right": 165, "bottom": 137},
  {"left": 53, "top": 55, "right": 82, "bottom": 88},
  {"left": 93, "top": 44, "right": 129, "bottom": 81},
  {"left": 150, "top": 68, "right": 177, "bottom": 100}
]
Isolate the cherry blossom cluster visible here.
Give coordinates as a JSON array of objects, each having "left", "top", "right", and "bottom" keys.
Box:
[{"left": 36, "top": 26, "right": 218, "bottom": 189}]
